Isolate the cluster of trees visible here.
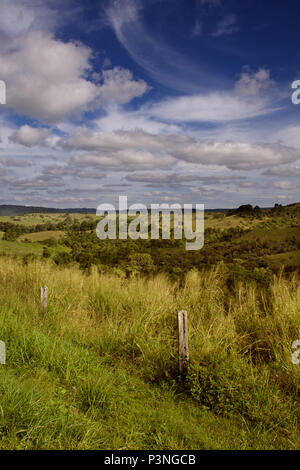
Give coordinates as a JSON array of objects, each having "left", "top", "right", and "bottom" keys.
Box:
[
  {"left": 47, "top": 221, "right": 299, "bottom": 280},
  {"left": 2, "top": 203, "right": 299, "bottom": 280},
  {"left": 226, "top": 203, "right": 292, "bottom": 218},
  {"left": 0, "top": 216, "right": 97, "bottom": 241},
  {"left": 227, "top": 204, "right": 262, "bottom": 218}
]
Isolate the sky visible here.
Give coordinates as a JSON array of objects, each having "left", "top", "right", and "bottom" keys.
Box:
[{"left": 0, "top": 0, "right": 299, "bottom": 209}]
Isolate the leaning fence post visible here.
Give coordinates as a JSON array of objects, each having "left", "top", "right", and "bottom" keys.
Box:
[
  {"left": 178, "top": 310, "right": 189, "bottom": 377},
  {"left": 40, "top": 286, "right": 48, "bottom": 310}
]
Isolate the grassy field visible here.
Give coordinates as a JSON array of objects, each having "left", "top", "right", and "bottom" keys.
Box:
[
  {"left": 17, "top": 230, "right": 65, "bottom": 242},
  {"left": 0, "top": 239, "right": 66, "bottom": 257},
  {"left": 0, "top": 213, "right": 96, "bottom": 226},
  {"left": 0, "top": 205, "right": 298, "bottom": 449},
  {"left": 0, "top": 257, "right": 299, "bottom": 450}
]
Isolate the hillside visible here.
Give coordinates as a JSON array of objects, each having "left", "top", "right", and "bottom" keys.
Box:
[
  {"left": 0, "top": 202, "right": 299, "bottom": 450},
  {"left": 0, "top": 258, "right": 299, "bottom": 450},
  {"left": 0, "top": 205, "right": 96, "bottom": 216}
]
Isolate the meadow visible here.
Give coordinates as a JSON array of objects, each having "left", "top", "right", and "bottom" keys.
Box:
[{"left": 0, "top": 203, "right": 299, "bottom": 450}]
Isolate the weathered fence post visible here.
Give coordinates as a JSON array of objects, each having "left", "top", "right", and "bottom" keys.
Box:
[
  {"left": 41, "top": 286, "right": 48, "bottom": 310},
  {"left": 0, "top": 340, "right": 5, "bottom": 365},
  {"left": 178, "top": 310, "right": 189, "bottom": 377}
]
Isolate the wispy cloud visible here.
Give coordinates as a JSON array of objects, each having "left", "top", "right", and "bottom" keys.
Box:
[
  {"left": 191, "top": 20, "right": 202, "bottom": 37},
  {"left": 106, "top": 0, "right": 228, "bottom": 92},
  {"left": 211, "top": 14, "right": 239, "bottom": 37}
]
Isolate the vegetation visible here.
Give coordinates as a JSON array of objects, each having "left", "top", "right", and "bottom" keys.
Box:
[
  {"left": 0, "top": 203, "right": 299, "bottom": 449},
  {"left": 0, "top": 258, "right": 299, "bottom": 449}
]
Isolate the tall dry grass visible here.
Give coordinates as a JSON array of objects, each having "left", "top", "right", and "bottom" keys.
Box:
[{"left": 0, "top": 256, "right": 299, "bottom": 449}]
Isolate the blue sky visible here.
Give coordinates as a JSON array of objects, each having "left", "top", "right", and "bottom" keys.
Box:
[{"left": 0, "top": 0, "right": 299, "bottom": 208}]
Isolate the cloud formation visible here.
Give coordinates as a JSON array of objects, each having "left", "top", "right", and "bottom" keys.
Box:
[
  {"left": 0, "top": 31, "right": 98, "bottom": 121},
  {"left": 98, "top": 67, "right": 149, "bottom": 105},
  {"left": 147, "top": 91, "right": 278, "bottom": 123},
  {"left": 235, "top": 68, "right": 275, "bottom": 97},
  {"left": 0, "top": 29, "right": 150, "bottom": 122},
  {"left": 10, "top": 125, "right": 51, "bottom": 147},
  {"left": 211, "top": 14, "right": 239, "bottom": 37},
  {"left": 60, "top": 128, "right": 300, "bottom": 171},
  {"left": 106, "top": 0, "right": 225, "bottom": 92}
]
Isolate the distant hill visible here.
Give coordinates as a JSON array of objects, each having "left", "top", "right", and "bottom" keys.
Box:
[
  {"left": 0, "top": 205, "right": 96, "bottom": 216},
  {"left": 0, "top": 203, "right": 298, "bottom": 217}
]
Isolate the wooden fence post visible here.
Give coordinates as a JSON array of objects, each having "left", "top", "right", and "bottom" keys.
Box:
[
  {"left": 41, "top": 286, "right": 48, "bottom": 310},
  {"left": 0, "top": 340, "right": 5, "bottom": 365},
  {"left": 178, "top": 310, "right": 189, "bottom": 377}
]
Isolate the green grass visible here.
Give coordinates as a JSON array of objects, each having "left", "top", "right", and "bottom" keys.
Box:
[
  {"left": 0, "top": 257, "right": 299, "bottom": 449},
  {"left": 266, "top": 250, "right": 300, "bottom": 271},
  {"left": 0, "top": 240, "right": 67, "bottom": 257},
  {"left": 0, "top": 240, "right": 45, "bottom": 256},
  {"left": 237, "top": 227, "right": 300, "bottom": 243},
  {"left": 0, "top": 213, "right": 97, "bottom": 226},
  {"left": 18, "top": 231, "right": 65, "bottom": 242}
]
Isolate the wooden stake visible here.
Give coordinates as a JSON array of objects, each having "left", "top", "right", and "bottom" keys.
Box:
[
  {"left": 0, "top": 340, "right": 5, "bottom": 365},
  {"left": 178, "top": 310, "right": 189, "bottom": 376},
  {"left": 41, "top": 286, "right": 48, "bottom": 310}
]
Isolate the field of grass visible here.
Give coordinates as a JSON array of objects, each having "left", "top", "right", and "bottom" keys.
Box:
[
  {"left": 0, "top": 213, "right": 97, "bottom": 226},
  {"left": 266, "top": 251, "right": 300, "bottom": 271},
  {"left": 0, "top": 257, "right": 299, "bottom": 450},
  {"left": 0, "top": 239, "right": 67, "bottom": 257},
  {"left": 0, "top": 240, "right": 46, "bottom": 256},
  {"left": 18, "top": 231, "right": 65, "bottom": 242}
]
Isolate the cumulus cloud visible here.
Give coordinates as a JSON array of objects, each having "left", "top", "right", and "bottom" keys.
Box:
[
  {"left": 235, "top": 67, "right": 275, "bottom": 97},
  {"left": 125, "top": 172, "right": 245, "bottom": 185},
  {"left": 72, "top": 150, "right": 176, "bottom": 171},
  {"left": 0, "top": 157, "right": 29, "bottom": 167},
  {"left": 10, "top": 125, "right": 51, "bottom": 147},
  {"left": 0, "top": 30, "right": 99, "bottom": 121},
  {"left": 0, "top": 0, "right": 57, "bottom": 38},
  {"left": 263, "top": 164, "right": 300, "bottom": 177},
  {"left": 61, "top": 128, "right": 190, "bottom": 152},
  {"left": 99, "top": 67, "right": 149, "bottom": 105},
  {"left": 273, "top": 180, "right": 299, "bottom": 190},
  {"left": 60, "top": 127, "right": 300, "bottom": 171},
  {"left": 0, "top": 28, "right": 150, "bottom": 122},
  {"left": 177, "top": 141, "right": 299, "bottom": 170},
  {"left": 277, "top": 126, "right": 300, "bottom": 149}
]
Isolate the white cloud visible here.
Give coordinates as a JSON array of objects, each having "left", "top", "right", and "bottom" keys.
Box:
[
  {"left": 273, "top": 180, "right": 299, "bottom": 190},
  {"left": 96, "top": 108, "right": 180, "bottom": 134},
  {"left": 277, "top": 125, "right": 300, "bottom": 149},
  {"left": 0, "top": 0, "right": 57, "bottom": 38},
  {"left": 147, "top": 91, "right": 279, "bottom": 123},
  {"left": 62, "top": 128, "right": 190, "bottom": 152},
  {"left": 60, "top": 127, "right": 300, "bottom": 171},
  {"left": 106, "top": 0, "right": 226, "bottom": 92},
  {"left": 211, "top": 14, "right": 239, "bottom": 37},
  {"left": 235, "top": 68, "right": 275, "bottom": 97},
  {"left": 99, "top": 67, "right": 149, "bottom": 104},
  {"left": 263, "top": 164, "right": 300, "bottom": 177},
  {"left": 0, "top": 29, "right": 150, "bottom": 122},
  {"left": 178, "top": 141, "right": 299, "bottom": 170},
  {"left": 0, "top": 30, "right": 99, "bottom": 122},
  {"left": 72, "top": 150, "right": 176, "bottom": 171},
  {"left": 10, "top": 125, "right": 51, "bottom": 147}
]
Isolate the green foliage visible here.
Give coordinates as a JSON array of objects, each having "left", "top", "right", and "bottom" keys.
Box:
[
  {"left": 42, "top": 247, "right": 51, "bottom": 258},
  {"left": 0, "top": 258, "right": 299, "bottom": 449}
]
